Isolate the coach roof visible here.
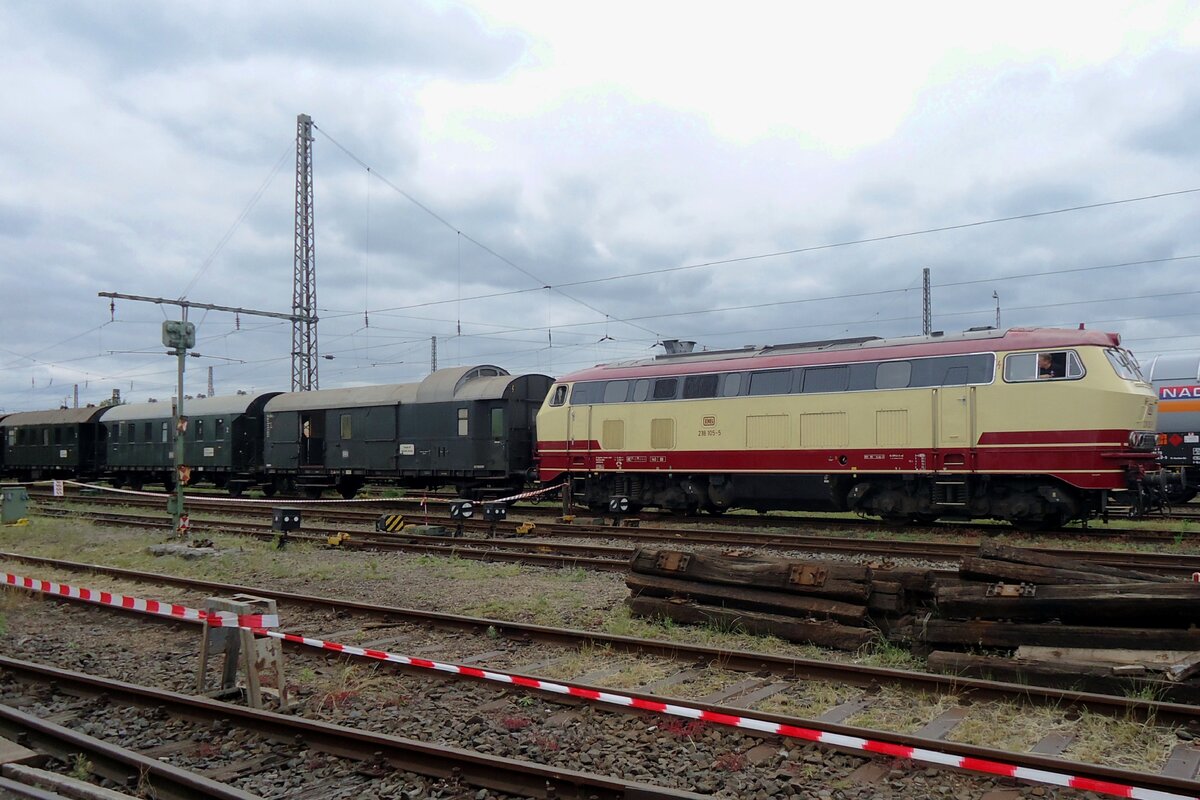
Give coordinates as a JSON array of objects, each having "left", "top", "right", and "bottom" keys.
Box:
[
  {"left": 0, "top": 407, "right": 109, "bottom": 426},
  {"left": 559, "top": 327, "right": 1124, "bottom": 383},
  {"left": 100, "top": 394, "right": 267, "bottom": 422},
  {"left": 265, "top": 365, "right": 516, "bottom": 412}
]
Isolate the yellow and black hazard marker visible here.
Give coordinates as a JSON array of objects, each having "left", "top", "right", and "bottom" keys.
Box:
[{"left": 376, "top": 514, "right": 405, "bottom": 532}]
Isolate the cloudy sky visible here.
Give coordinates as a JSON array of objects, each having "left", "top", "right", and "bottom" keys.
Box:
[{"left": 3, "top": 1, "right": 1200, "bottom": 410}]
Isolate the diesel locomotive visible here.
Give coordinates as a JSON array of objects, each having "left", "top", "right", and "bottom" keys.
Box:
[{"left": 536, "top": 327, "right": 1160, "bottom": 527}]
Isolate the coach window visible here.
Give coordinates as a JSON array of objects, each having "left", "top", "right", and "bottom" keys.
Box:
[
  {"left": 491, "top": 408, "right": 505, "bottom": 438},
  {"left": 749, "top": 370, "right": 792, "bottom": 396},
  {"left": 603, "top": 380, "right": 630, "bottom": 403},
  {"left": 683, "top": 374, "right": 720, "bottom": 399},
  {"left": 340, "top": 414, "right": 352, "bottom": 440},
  {"left": 652, "top": 378, "right": 678, "bottom": 400},
  {"left": 457, "top": 408, "right": 469, "bottom": 436},
  {"left": 721, "top": 373, "right": 743, "bottom": 397},
  {"left": 161, "top": 421, "right": 169, "bottom": 443},
  {"left": 194, "top": 419, "right": 204, "bottom": 440},
  {"left": 632, "top": 379, "right": 651, "bottom": 402},
  {"left": 54, "top": 427, "right": 62, "bottom": 445},
  {"left": 127, "top": 425, "right": 135, "bottom": 443},
  {"left": 803, "top": 365, "right": 849, "bottom": 393},
  {"left": 144, "top": 422, "right": 153, "bottom": 441},
  {"left": 549, "top": 385, "right": 568, "bottom": 407},
  {"left": 876, "top": 361, "right": 911, "bottom": 390}
]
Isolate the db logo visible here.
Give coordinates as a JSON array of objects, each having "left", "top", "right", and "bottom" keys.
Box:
[{"left": 702, "top": 416, "right": 717, "bottom": 427}]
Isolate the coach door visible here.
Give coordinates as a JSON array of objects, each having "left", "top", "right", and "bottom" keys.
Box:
[
  {"left": 566, "top": 405, "right": 592, "bottom": 468},
  {"left": 936, "top": 385, "right": 975, "bottom": 455}
]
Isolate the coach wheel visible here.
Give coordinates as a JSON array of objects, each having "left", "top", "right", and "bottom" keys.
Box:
[
  {"left": 227, "top": 484, "right": 244, "bottom": 498},
  {"left": 337, "top": 478, "right": 363, "bottom": 500},
  {"left": 109, "top": 477, "right": 125, "bottom": 490},
  {"left": 261, "top": 484, "right": 278, "bottom": 498},
  {"left": 163, "top": 476, "right": 175, "bottom": 493},
  {"left": 303, "top": 486, "right": 324, "bottom": 500},
  {"left": 127, "top": 478, "right": 144, "bottom": 492}
]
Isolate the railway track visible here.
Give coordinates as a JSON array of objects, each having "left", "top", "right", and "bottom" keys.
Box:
[
  {"left": 29, "top": 496, "right": 1200, "bottom": 578},
  {"left": 5, "top": 554, "right": 1200, "bottom": 799},
  {"left": 29, "top": 486, "right": 1199, "bottom": 545},
  {"left": 5, "top": 550, "right": 1200, "bottom": 721},
  {"left": 0, "top": 656, "right": 702, "bottom": 800}
]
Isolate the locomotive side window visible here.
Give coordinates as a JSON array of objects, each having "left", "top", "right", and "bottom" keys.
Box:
[
  {"left": 632, "top": 379, "right": 651, "bottom": 401},
  {"left": 721, "top": 373, "right": 744, "bottom": 397},
  {"left": 682, "top": 374, "right": 720, "bottom": 399},
  {"left": 549, "top": 385, "right": 568, "bottom": 406},
  {"left": 652, "top": 378, "right": 678, "bottom": 400},
  {"left": 876, "top": 361, "right": 911, "bottom": 389},
  {"left": 1004, "top": 351, "right": 1083, "bottom": 382},
  {"left": 749, "top": 370, "right": 792, "bottom": 396},
  {"left": 802, "top": 366, "right": 848, "bottom": 394},
  {"left": 603, "top": 381, "right": 630, "bottom": 403}
]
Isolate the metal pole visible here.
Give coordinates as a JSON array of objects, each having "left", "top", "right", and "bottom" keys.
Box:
[
  {"left": 922, "top": 267, "right": 932, "bottom": 336},
  {"left": 171, "top": 309, "right": 187, "bottom": 537},
  {"left": 993, "top": 291, "right": 1001, "bottom": 329}
]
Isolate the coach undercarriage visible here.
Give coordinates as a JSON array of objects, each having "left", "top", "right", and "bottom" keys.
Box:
[{"left": 578, "top": 471, "right": 1116, "bottom": 528}]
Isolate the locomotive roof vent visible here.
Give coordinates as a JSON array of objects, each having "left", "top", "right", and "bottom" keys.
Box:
[
  {"left": 965, "top": 325, "right": 996, "bottom": 332},
  {"left": 661, "top": 339, "right": 696, "bottom": 355}
]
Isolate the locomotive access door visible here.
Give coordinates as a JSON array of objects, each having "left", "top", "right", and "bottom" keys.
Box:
[
  {"left": 935, "top": 386, "right": 975, "bottom": 451},
  {"left": 566, "top": 406, "right": 592, "bottom": 468}
]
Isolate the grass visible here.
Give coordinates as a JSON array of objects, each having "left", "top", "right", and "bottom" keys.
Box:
[
  {"left": 846, "top": 686, "right": 960, "bottom": 734},
  {"left": 755, "top": 681, "right": 857, "bottom": 718},
  {"left": 1064, "top": 711, "right": 1176, "bottom": 771},
  {"left": 948, "top": 700, "right": 1067, "bottom": 752}
]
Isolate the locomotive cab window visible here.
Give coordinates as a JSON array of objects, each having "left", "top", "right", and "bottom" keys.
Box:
[
  {"left": 549, "top": 385, "right": 568, "bottom": 407},
  {"left": 1004, "top": 350, "right": 1084, "bottom": 382}
]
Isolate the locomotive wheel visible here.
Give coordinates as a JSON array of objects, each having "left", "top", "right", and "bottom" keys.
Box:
[{"left": 1010, "top": 513, "right": 1065, "bottom": 533}]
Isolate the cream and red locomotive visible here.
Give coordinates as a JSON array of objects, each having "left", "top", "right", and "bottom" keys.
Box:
[{"left": 536, "top": 328, "right": 1158, "bottom": 527}]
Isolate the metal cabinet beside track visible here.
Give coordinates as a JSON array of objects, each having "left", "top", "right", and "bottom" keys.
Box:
[
  {"left": 262, "top": 365, "right": 552, "bottom": 499},
  {"left": 0, "top": 407, "right": 108, "bottom": 481},
  {"left": 100, "top": 392, "right": 280, "bottom": 494}
]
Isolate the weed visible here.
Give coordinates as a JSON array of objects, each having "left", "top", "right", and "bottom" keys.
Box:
[
  {"left": 486, "top": 625, "right": 500, "bottom": 640},
  {"left": 68, "top": 753, "right": 93, "bottom": 782},
  {"left": 660, "top": 718, "right": 707, "bottom": 740},
  {"left": 514, "top": 694, "right": 537, "bottom": 708},
  {"left": 531, "top": 733, "right": 561, "bottom": 752},
  {"left": 713, "top": 751, "right": 747, "bottom": 772}
]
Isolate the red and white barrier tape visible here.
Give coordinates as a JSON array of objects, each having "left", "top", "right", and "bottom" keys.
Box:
[
  {"left": 3, "top": 570, "right": 1188, "bottom": 800},
  {"left": 2, "top": 573, "right": 278, "bottom": 628}
]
